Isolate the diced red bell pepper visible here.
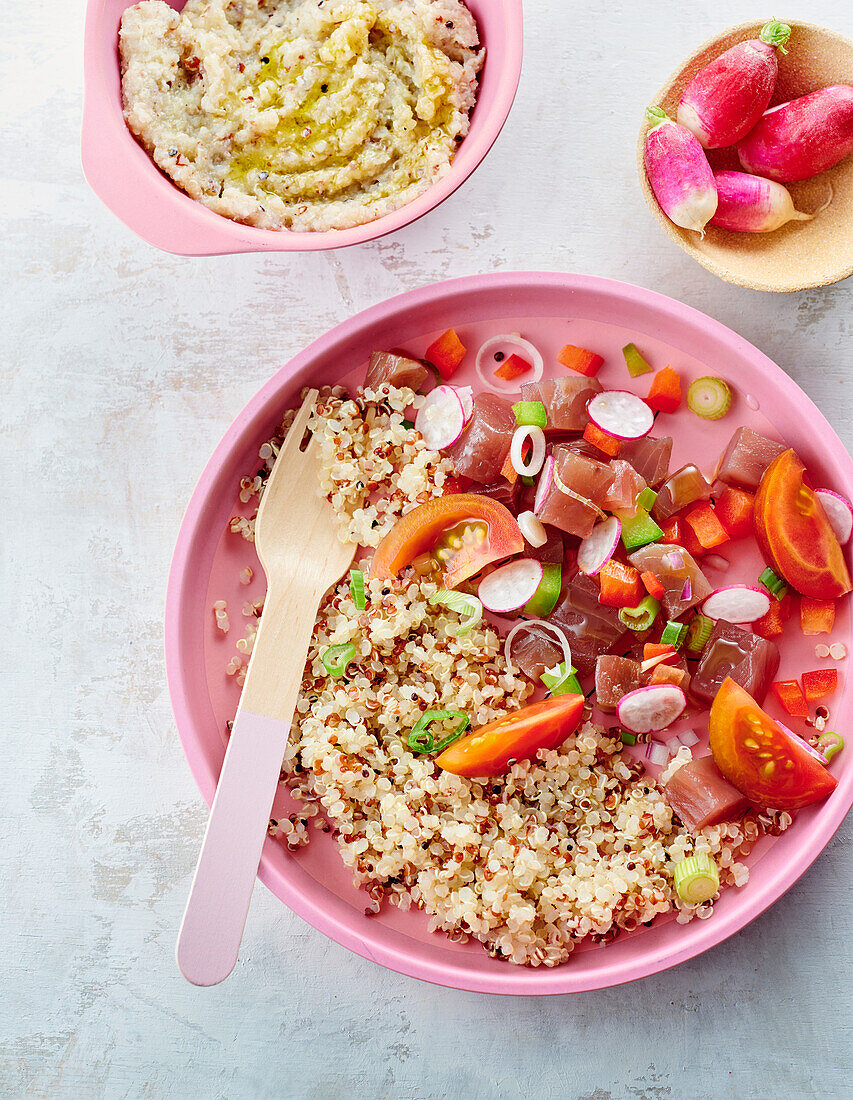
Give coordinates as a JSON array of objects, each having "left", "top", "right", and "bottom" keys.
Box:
[
  {"left": 714, "top": 486, "right": 754, "bottom": 539},
  {"left": 643, "top": 643, "right": 679, "bottom": 665},
  {"left": 640, "top": 570, "right": 665, "bottom": 600},
  {"left": 684, "top": 502, "right": 730, "bottom": 550},
  {"left": 661, "top": 514, "right": 705, "bottom": 558},
  {"left": 752, "top": 593, "right": 792, "bottom": 639},
  {"left": 801, "top": 668, "right": 838, "bottom": 702},
  {"left": 557, "top": 343, "right": 604, "bottom": 377},
  {"left": 500, "top": 452, "right": 519, "bottom": 485},
  {"left": 494, "top": 354, "right": 532, "bottom": 382},
  {"left": 425, "top": 328, "right": 466, "bottom": 380},
  {"left": 583, "top": 421, "right": 622, "bottom": 457},
  {"left": 598, "top": 559, "right": 644, "bottom": 607},
  {"left": 645, "top": 366, "right": 682, "bottom": 414},
  {"left": 648, "top": 663, "right": 690, "bottom": 690},
  {"left": 800, "top": 596, "right": 836, "bottom": 635},
  {"left": 771, "top": 679, "right": 809, "bottom": 718}
]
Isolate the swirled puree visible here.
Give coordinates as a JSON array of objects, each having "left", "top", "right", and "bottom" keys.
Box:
[{"left": 119, "top": 0, "right": 483, "bottom": 231}]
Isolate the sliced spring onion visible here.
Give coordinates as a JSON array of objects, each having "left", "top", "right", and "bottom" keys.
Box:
[
  {"left": 673, "top": 853, "right": 720, "bottom": 904},
  {"left": 524, "top": 562, "right": 562, "bottom": 618},
  {"left": 512, "top": 400, "right": 547, "bottom": 428},
  {"left": 620, "top": 508, "right": 663, "bottom": 552},
  {"left": 349, "top": 569, "right": 366, "bottom": 610},
  {"left": 517, "top": 510, "right": 548, "bottom": 548},
  {"left": 505, "top": 620, "right": 571, "bottom": 676},
  {"left": 428, "top": 589, "right": 483, "bottom": 636},
  {"left": 402, "top": 419, "right": 415, "bottom": 430},
  {"left": 620, "top": 729, "right": 638, "bottom": 746},
  {"left": 619, "top": 594, "right": 661, "bottom": 632},
  {"left": 636, "top": 486, "right": 658, "bottom": 511},
  {"left": 321, "top": 642, "right": 356, "bottom": 679},
  {"left": 407, "top": 710, "right": 470, "bottom": 754},
  {"left": 686, "top": 377, "right": 732, "bottom": 420},
  {"left": 622, "top": 342, "right": 653, "bottom": 378},
  {"left": 660, "top": 620, "right": 688, "bottom": 648},
  {"left": 685, "top": 614, "right": 714, "bottom": 654},
  {"left": 815, "top": 731, "right": 844, "bottom": 762},
  {"left": 758, "top": 566, "right": 788, "bottom": 601},
  {"left": 511, "top": 424, "right": 546, "bottom": 477},
  {"left": 521, "top": 474, "right": 535, "bottom": 486},
  {"left": 541, "top": 661, "right": 583, "bottom": 696}
]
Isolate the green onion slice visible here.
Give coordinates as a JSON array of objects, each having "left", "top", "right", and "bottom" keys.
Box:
[
  {"left": 622, "top": 342, "right": 653, "bottom": 378},
  {"left": 619, "top": 594, "right": 661, "bottom": 632},
  {"left": 349, "top": 569, "right": 366, "bottom": 610},
  {"left": 758, "top": 566, "right": 788, "bottom": 601},
  {"left": 636, "top": 486, "right": 658, "bottom": 511},
  {"left": 407, "top": 710, "right": 470, "bottom": 754},
  {"left": 512, "top": 400, "right": 548, "bottom": 428},
  {"left": 321, "top": 642, "right": 356, "bottom": 679},
  {"left": 673, "top": 853, "right": 720, "bottom": 903},
  {"left": 524, "top": 563, "right": 562, "bottom": 618},
  {"left": 428, "top": 589, "right": 483, "bottom": 636},
  {"left": 402, "top": 419, "right": 416, "bottom": 431},
  {"left": 686, "top": 376, "right": 732, "bottom": 420},
  {"left": 660, "top": 620, "right": 688, "bottom": 648},
  {"left": 620, "top": 729, "right": 638, "bottom": 746},
  {"left": 541, "top": 661, "right": 582, "bottom": 696},
  {"left": 685, "top": 614, "right": 713, "bottom": 654}
]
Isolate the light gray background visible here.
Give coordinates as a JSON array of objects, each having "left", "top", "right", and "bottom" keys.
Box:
[{"left": 3, "top": 0, "right": 852, "bottom": 1096}]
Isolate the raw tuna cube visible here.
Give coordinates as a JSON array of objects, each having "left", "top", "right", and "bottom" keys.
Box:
[
  {"left": 565, "top": 570, "right": 625, "bottom": 632},
  {"left": 550, "top": 573, "right": 628, "bottom": 678},
  {"left": 664, "top": 756, "right": 750, "bottom": 831},
  {"left": 652, "top": 465, "right": 713, "bottom": 522},
  {"left": 535, "top": 447, "right": 615, "bottom": 538},
  {"left": 621, "top": 435, "right": 672, "bottom": 487},
  {"left": 595, "top": 655, "right": 642, "bottom": 711},
  {"left": 603, "top": 459, "right": 648, "bottom": 516},
  {"left": 691, "top": 619, "right": 780, "bottom": 706},
  {"left": 628, "top": 544, "right": 712, "bottom": 617},
  {"left": 554, "top": 446, "right": 616, "bottom": 506},
  {"left": 507, "top": 627, "right": 563, "bottom": 681},
  {"left": 365, "top": 351, "right": 429, "bottom": 392},
  {"left": 447, "top": 393, "right": 515, "bottom": 484},
  {"left": 476, "top": 478, "right": 521, "bottom": 512},
  {"left": 536, "top": 486, "right": 602, "bottom": 539},
  {"left": 716, "top": 427, "right": 786, "bottom": 490},
  {"left": 520, "top": 376, "right": 603, "bottom": 432},
  {"left": 525, "top": 528, "right": 565, "bottom": 564}
]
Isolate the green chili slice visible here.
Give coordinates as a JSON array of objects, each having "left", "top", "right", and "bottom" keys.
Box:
[
  {"left": 619, "top": 594, "right": 661, "bottom": 631},
  {"left": 407, "top": 710, "right": 470, "bottom": 754},
  {"left": 540, "top": 661, "right": 583, "bottom": 696},
  {"left": 349, "top": 569, "right": 366, "bottom": 610},
  {"left": 758, "top": 566, "right": 788, "bottom": 601},
  {"left": 660, "top": 620, "right": 688, "bottom": 649},
  {"left": 321, "top": 642, "right": 356, "bottom": 679}
]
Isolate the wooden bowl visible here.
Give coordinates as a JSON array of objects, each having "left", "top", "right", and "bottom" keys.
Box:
[{"left": 638, "top": 20, "right": 853, "bottom": 292}]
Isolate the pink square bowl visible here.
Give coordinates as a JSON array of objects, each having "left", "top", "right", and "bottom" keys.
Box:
[{"left": 82, "top": 0, "right": 523, "bottom": 254}]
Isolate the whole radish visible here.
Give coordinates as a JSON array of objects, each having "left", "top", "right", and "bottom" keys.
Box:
[
  {"left": 709, "top": 170, "right": 816, "bottom": 232},
  {"left": 644, "top": 107, "right": 718, "bottom": 233},
  {"left": 738, "top": 85, "right": 853, "bottom": 181},
  {"left": 678, "top": 20, "right": 791, "bottom": 148}
]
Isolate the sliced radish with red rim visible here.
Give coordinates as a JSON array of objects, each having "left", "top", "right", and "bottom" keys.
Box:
[
  {"left": 456, "top": 386, "right": 474, "bottom": 422},
  {"left": 617, "top": 684, "right": 687, "bottom": 733},
  {"left": 577, "top": 516, "right": 622, "bottom": 576},
  {"left": 587, "top": 391, "right": 655, "bottom": 441},
  {"left": 534, "top": 455, "right": 555, "bottom": 513},
  {"left": 816, "top": 489, "right": 853, "bottom": 545},
  {"left": 701, "top": 585, "right": 771, "bottom": 623},
  {"left": 414, "top": 386, "right": 465, "bottom": 450},
  {"left": 478, "top": 559, "right": 544, "bottom": 613}
]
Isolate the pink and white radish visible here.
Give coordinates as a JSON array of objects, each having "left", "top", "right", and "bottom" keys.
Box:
[
  {"left": 577, "top": 516, "right": 621, "bottom": 576},
  {"left": 414, "top": 386, "right": 465, "bottom": 449},
  {"left": 677, "top": 20, "right": 791, "bottom": 148},
  {"left": 702, "top": 585, "right": 772, "bottom": 623},
  {"left": 457, "top": 386, "right": 474, "bottom": 422},
  {"left": 510, "top": 424, "right": 546, "bottom": 477},
  {"left": 517, "top": 510, "right": 548, "bottom": 548},
  {"left": 738, "top": 85, "right": 853, "bottom": 182},
  {"left": 478, "top": 559, "right": 543, "bottom": 613},
  {"left": 534, "top": 455, "right": 555, "bottom": 514},
  {"left": 587, "top": 391, "right": 654, "bottom": 440},
  {"left": 816, "top": 489, "right": 853, "bottom": 545},
  {"left": 618, "top": 684, "right": 687, "bottom": 733},
  {"left": 709, "top": 170, "right": 816, "bottom": 233},
  {"left": 644, "top": 107, "right": 718, "bottom": 233}
]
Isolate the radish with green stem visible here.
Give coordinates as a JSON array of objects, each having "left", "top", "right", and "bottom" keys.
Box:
[
  {"left": 709, "top": 170, "right": 821, "bottom": 232},
  {"left": 677, "top": 20, "right": 791, "bottom": 149},
  {"left": 644, "top": 108, "right": 717, "bottom": 233}
]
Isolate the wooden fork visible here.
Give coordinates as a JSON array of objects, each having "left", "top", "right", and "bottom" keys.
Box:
[{"left": 176, "top": 389, "right": 355, "bottom": 986}]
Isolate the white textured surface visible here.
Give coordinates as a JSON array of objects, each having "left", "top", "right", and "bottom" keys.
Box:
[{"left": 3, "top": 0, "right": 852, "bottom": 1096}]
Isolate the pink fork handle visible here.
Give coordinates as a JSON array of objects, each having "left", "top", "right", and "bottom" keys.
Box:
[{"left": 175, "top": 708, "right": 290, "bottom": 986}]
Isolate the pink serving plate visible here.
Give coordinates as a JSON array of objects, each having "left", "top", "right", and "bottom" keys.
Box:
[
  {"left": 166, "top": 272, "right": 853, "bottom": 994},
  {"left": 81, "top": 0, "right": 523, "bottom": 255}
]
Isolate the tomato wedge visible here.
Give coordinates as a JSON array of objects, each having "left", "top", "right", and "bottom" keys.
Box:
[
  {"left": 709, "top": 678, "right": 837, "bottom": 810},
  {"left": 754, "top": 449, "right": 851, "bottom": 599},
  {"left": 435, "top": 695, "right": 585, "bottom": 777},
  {"left": 370, "top": 494, "right": 523, "bottom": 588}
]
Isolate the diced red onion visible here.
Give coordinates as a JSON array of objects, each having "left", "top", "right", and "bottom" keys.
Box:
[
  {"left": 665, "top": 550, "right": 685, "bottom": 570},
  {"left": 646, "top": 741, "right": 670, "bottom": 767},
  {"left": 680, "top": 578, "right": 692, "bottom": 601},
  {"left": 679, "top": 728, "right": 700, "bottom": 747}
]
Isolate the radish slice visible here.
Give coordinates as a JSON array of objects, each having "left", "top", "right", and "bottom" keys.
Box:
[
  {"left": 518, "top": 511, "right": 548, "bottom": 548},
  {"left": 457, "top": 386, "right": 474, "bottom": 422},
  {"left": 504, "top": 619, "right": 572, "bottom": 674},
  {"left": 618, "top": 685, "right": 687, "bottom": 733},
  {"left": 577, "top": 517, "right": 622, "bottom": 576},
  {"left": 534, "top": 455, "right": 555, "bottom": 513},
  {"left": 702, "top": 585, "right": 771, "bottom": 623},
  {"left": 511, "top": 425, "right": 546, "bottom": 477},
  {"left": 816, "top": 489, "right": 853, "bottom": 545},
  {"left": 587, "top": 391, "right": 654, "bottom": 441},
  {"left": 475, "top": 334, "right": 544, "bottom": 395},
  {"left": 478, "top": 559, "right": 544, "bottom": 613},
  {"left": 646, "top": 740, "right": 671, "bottom": 767},
  {"left": 414, "top": 386, "right": 465, "bottom": 450}
]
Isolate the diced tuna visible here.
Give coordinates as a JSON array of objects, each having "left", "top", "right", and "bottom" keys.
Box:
[
  {"left": 520, "top": 376, "right": 603, "bottom": 432},
  {"left": 621, "top": 435, "right": 672, "bottom": 487},
  {"left": 507, "top": 627, "right": 563, "bottom": 681},
  {"left": 476, "top": 478, "right": 521, "bottom": 512},
  {"left": 365, "top": 351, "right": 429, "bottom": 391},
  {"left": 603, "top": 459, "right": 648, "bottom": 516},
  {"left": 595, "top": 655, "right": 642, "bottom": 711},
  {"left": 716, "top": 427, "right": 786, "bottom": 490},
  {"left": 653, "top": 464, "right": 713, "bottom": 522},
  {"left": 691, "top": 619, "right": 780, "bottom": 706},
  {"left": 447, "top": 393, "right": 515, "bottom": 484},
  {"left": 664, "top": 755, "right": 750, "bottom": 831},
  {"left": 535, "top": 447, "right": 615, "bottom": 538},
  {"left": 628, "top": 544, "right": 712, "bottom": 617},
  {"left": 554, "top": 446, "right": 615, "bottom": 506},
  {"left": 525, "top": 528, "right": 565, "bottom": 564},
  {"left": 550, "top": 572, "right": 628, "bottom": 678}
]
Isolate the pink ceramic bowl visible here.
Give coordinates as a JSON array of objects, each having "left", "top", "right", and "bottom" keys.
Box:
[
  {"left": 82, "top": 0, "right": 523, "bottom": 255},
  {"left": 165, "top": 272, "right": 853, "bottom": 994}
]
